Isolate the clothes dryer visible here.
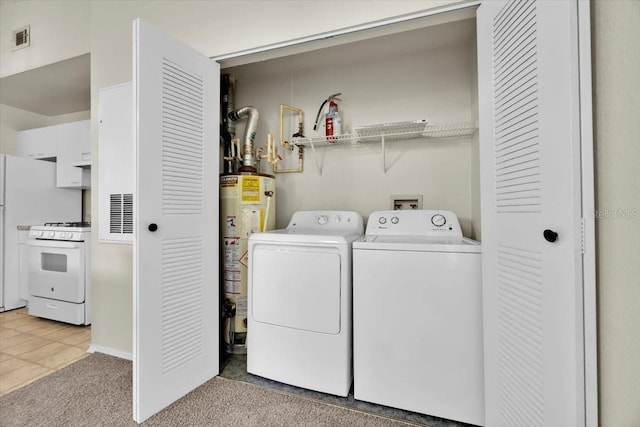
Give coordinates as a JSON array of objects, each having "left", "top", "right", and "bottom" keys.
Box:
[
  {"left": 353, "top": 210, "right": 484, "bottom": 426},
  {"left": 247, "top": 211, "right": 363, "bottom": 396}
]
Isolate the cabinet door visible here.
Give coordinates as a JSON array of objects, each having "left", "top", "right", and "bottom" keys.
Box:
[
  {"left": 15, "top": 126, "right": 57, "bottom": 160},
  {"left": 133, "top": 19, "right": 220, "bottom": 423},
  {"left": 478, "top": 1, "right": 587, "bottom": 425},
  {"left": 56, "top": 121, "right": 91, "bottom": 188}
]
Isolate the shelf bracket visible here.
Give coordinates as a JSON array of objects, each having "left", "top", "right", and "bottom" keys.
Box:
[
  {"left": 308, "top": 139, "right": 324, "bottom": 175},
  {"left": 381, "top": 134, "right": 387, "bottom": 173}
]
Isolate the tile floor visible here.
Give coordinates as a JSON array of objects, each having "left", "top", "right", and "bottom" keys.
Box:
[{"left": 0, "top": 307, "right": 91, "bottom": 396}]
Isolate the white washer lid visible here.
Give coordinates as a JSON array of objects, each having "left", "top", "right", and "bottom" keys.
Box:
[{"left": 353, "top": 235, "right": 481, "bottom": 253}]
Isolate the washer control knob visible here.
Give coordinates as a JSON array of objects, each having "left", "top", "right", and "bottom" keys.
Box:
[
  {"left": 378, "top": 216, "right": 387, "bottom": 224},
  {"left": 431, "top": 214, "right": 447, "bottom": 227},
  {"left": 391, "top": 216, "right": 399, "bottom": 224},
  {"left": 317, "top": 215, "right": 328, "bottom": 225}
]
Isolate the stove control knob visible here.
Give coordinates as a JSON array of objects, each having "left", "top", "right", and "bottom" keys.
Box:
[
  {"left": 391, "top": 216, "right": 399, "bottom": 224},
  {"left": 65, "top": 232, "right": 73, "bottom": 239},
  {"left": 46, "top": 231, "right": 55, "bottom": 238},
  {"left": 317, "top": 215, "right": 328, "bottom": 225},
  {"left": 431, "top": 214, "right": 447, "bottom": 227},
  {"left": 378, "top": 217, "right": 387, "bottom": 224}
]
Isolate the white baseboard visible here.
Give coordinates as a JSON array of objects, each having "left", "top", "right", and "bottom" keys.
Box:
[{"left": 87, "top": 343, "right": 133, "bottom": 361}]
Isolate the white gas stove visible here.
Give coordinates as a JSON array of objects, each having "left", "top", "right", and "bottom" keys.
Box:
[
  {"left": 28, "top": 222, "right": 91, "bottom": 241},
  {"left": 27, "top": 222, "right": 91, "bottom": 325}
]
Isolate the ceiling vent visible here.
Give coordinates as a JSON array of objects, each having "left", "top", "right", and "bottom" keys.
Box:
[{"left": 12, "top": 25, "right": 30, "bottom": 51}]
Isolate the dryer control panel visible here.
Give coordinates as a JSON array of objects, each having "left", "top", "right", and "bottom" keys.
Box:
[
  {"left": 287, "top": 210, "right": 364, "bottom": 235},
  {"left": 366, "top": 210, "right": 462, "bottom": 237}
]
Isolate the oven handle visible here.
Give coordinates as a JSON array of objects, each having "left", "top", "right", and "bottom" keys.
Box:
[{"left": 27, "top": 240, "right": 82, "bottom": 249}]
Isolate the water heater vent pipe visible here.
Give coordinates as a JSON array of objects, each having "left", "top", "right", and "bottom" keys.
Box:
[{"left": 228, "top": 106, "right": 259, "bottom": 172}]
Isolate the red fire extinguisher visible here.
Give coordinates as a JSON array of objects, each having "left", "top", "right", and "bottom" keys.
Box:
[
  {"left": 314, "top": 93, "right": 342, "bottom": 138},
  {"left": 325, "top": 99, "right": 342, "bottom": 138}
]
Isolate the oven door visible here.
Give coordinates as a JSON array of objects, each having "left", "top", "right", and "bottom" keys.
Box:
[{"left": 27, "top": 239, "right": 85, "bottom": 303}]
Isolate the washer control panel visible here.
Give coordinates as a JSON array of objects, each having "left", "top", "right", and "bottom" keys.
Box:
[
  {"left": 366, "top": 210, "right": 462, "bottom": 237},
  {"left": 287, "top": 211, "right": 364, "bottom": 234}
]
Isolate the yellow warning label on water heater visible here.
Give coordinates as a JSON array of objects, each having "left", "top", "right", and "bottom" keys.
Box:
[{"left": 241, "top": 176, "right": 260, "bottom": 202}]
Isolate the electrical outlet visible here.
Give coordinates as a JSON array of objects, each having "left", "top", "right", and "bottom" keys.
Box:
[{"left": 391, "top": 194, "right": 423, "bottom": 210}]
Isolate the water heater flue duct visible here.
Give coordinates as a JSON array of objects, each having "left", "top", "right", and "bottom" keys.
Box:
[
  {"left": 228, "top": 106, "right": 259, "bottom": 173},
  {"left": 221, "top": 74, "right": 237, "bottom": 174}
]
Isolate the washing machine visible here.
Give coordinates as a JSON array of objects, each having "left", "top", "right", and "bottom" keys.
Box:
[
  {"left": 353, "top": 210, "right": 484, "bottom": 426},
  {"left": 247, "top": 210, "right": 363, "bottom": 396}
]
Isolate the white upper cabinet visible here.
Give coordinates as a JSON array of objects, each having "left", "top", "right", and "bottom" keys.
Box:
[
  {"left": 56, "top": 120, "right": 91, "bottom": 189},
  {"left": 15, "top": 126, "right": 57, "bottom": 160},
  {"left": 15, "top": 120, "right": 91, "bottom": 189}
]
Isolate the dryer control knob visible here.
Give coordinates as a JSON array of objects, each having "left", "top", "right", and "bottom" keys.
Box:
[
  {"left": 431, "top": 214, "right": 447, "bottom": 227},
  {"left": 378, "top": 217, "right": 387, "bottom": 224},
  {"left": 391, "top": 216, "right": 399, "bottom": 224},
  {"left": 317, "top": 215, "right": 328, "bottom": 225}
]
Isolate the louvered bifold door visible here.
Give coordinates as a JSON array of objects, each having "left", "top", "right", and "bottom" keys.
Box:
[
  {"left": 477, "top": 1, "right": 585, "bottom": 426},
  {"left": 133, "top": 19, "right": 220, "bottom": 424}
]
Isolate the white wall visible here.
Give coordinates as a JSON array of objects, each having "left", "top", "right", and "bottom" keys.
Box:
[
  {"left": 227, "top": 19, "right": 477, "bottom": 233},
  {"left": 0, "top": 104, "right": 48, "bottom": 154},
  {"left": 0, "top": 0, "right": 90, "bottom": 78},
  {"left": 592, "top": 1, "right": 640, "bottom": 426}
]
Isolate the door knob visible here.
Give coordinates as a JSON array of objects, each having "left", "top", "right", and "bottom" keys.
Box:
[
  {"left": 543, "top": 229, "right": 558, "bottom": 242},
  {"left": 148, "top": 223, "right": 158, "bottom": 232}
]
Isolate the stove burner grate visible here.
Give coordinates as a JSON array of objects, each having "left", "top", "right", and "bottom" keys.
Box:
[{"left": 43, "top": 222, "right": 91, "bottom": 228}]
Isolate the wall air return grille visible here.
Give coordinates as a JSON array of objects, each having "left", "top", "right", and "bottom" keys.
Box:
[
  {"left": 110, "top": 193, "right": 134, "bottom": 234},
  {"left": 12, "top": 26, "right": 30, "bottom": 50}
]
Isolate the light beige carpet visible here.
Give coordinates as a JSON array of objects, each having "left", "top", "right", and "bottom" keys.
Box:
[{"left": 0, "top": 353, "right": 420, "bottom": 426}]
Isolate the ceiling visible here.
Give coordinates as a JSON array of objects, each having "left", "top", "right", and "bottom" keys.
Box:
[{"left": 0, "top": 53, "right": 90, "bottom": 116}]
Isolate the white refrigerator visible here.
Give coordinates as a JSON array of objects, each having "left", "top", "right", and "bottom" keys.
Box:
[{"left": 0, "top": 154, "right": 81, "bottom": 312}]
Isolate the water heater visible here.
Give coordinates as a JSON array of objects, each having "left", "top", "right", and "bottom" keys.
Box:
[{"left": 220, "top": 172, "right": 276, "bottom": 353}]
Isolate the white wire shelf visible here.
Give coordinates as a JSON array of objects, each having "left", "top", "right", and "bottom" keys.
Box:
[
  {"left": 292, "top": 121, "right": 478, "bottom": 147},
  {"left": 292, "top": 132, "right": 356, "bottom": 147}
]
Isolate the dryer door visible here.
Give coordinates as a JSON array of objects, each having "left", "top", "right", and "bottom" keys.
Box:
[{"left": 251, "top": 244, "right": 341, "bottom": 334}]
